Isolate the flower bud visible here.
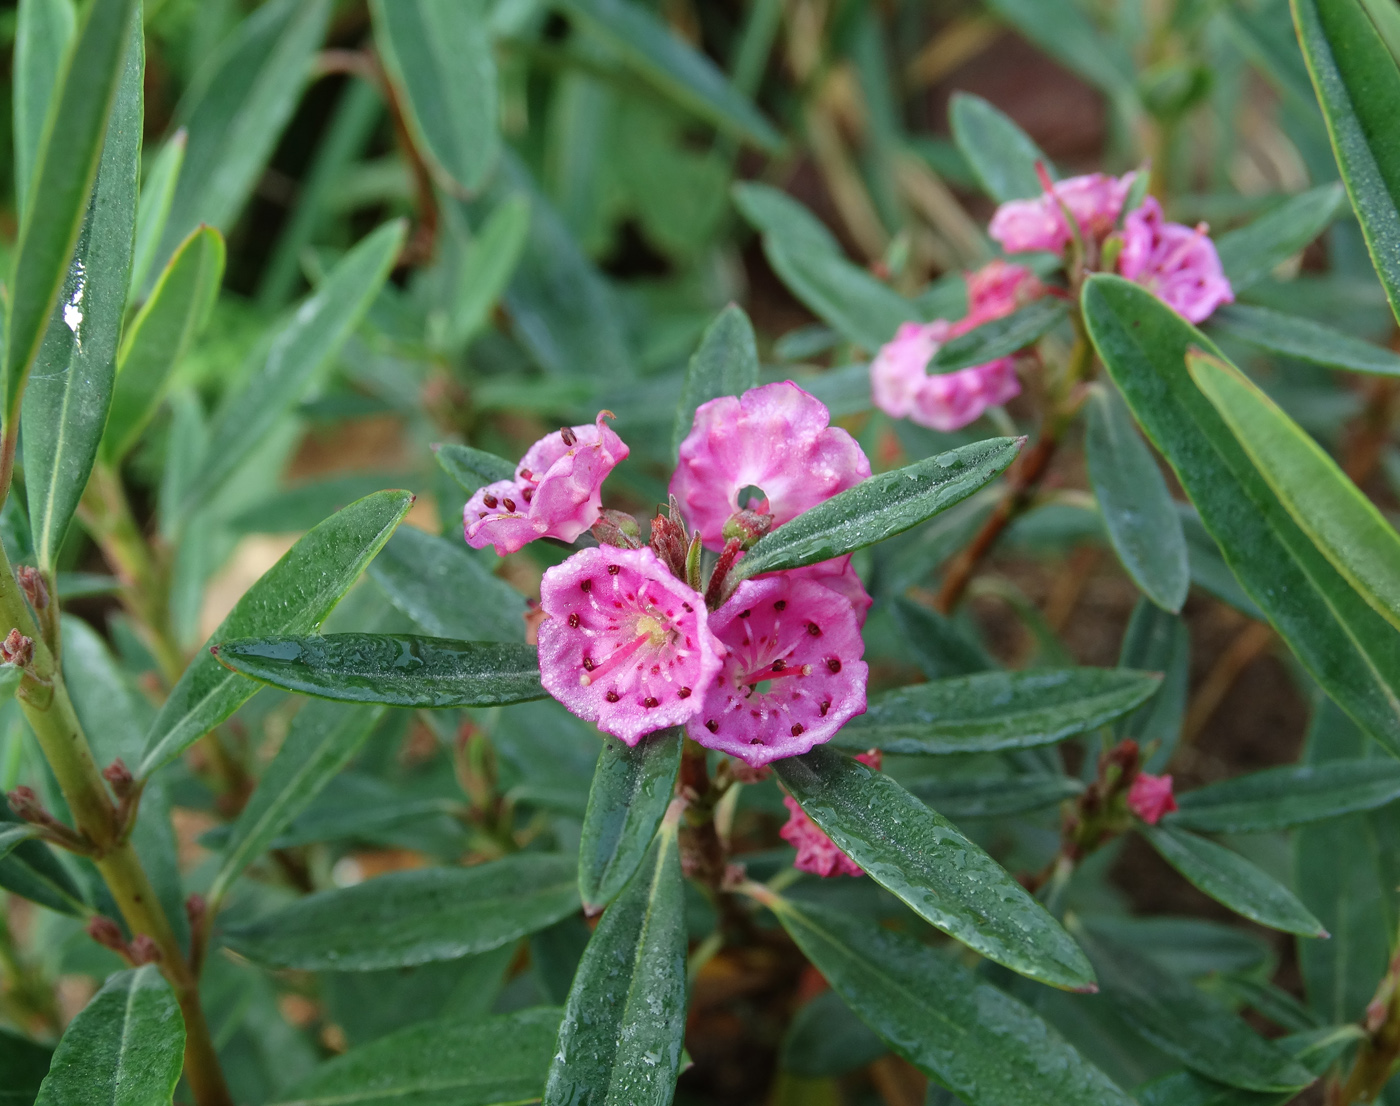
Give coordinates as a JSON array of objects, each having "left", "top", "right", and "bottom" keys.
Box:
[
  {"left": 720, "top": 509, "right": 774, "bottom": 550},
  {"left": 15, "top": 566, "right": 48, "bottom": 611},
  {"left": 592, "top": 509, "right": 643, "bottom": 549},
  {"left": 103, "top": 758, "right": 134, "bottom": 798},
  {"left": 1, "top": 629, "right": 34, "bottom": 667},
  {"left": 129, "top": 935, "right": 162, "bottom": 965},
  {"left": 87, "top": 916, "right": 128, "bottom": 953}
]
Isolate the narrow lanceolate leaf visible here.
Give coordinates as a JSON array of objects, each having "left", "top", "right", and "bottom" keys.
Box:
[
  {"left": 0, "top": 1027, "right": 53, "bottom": 1106},
  {"left": 4, "top": 0, "right": 139, "bottom": 434},
  {"left": 0, "top": 811, "right": 87, "bottom": 916},
  {"left": 34, "top": 967, "right": 184, "bottom": 1106},
  {"left": 139, "top": 491, "right": 413, "bottom": 776},
  {"left": 891, "top": 596, "right": 995, "bottom": 679},
  {"left": 1139, "top": 824, "right": 1326, "bottom": 937},
  {"left": 774, "top": 747, "right": 1095, "bottom": 990},
  {"left": 1116, "top": 599, "right": 1190, "bottom": 771},
  {"left": 434, "top": 443, "right": 517, "bottom": 496},
  {"left": 928, "top": 299, "right": 1068, "bottom": 374},
  {"left": 1086, "top": 385, "right": 1190, "bottom": 612},
  {"left": 1214, "top": 183, "right": 1346, "bottom": 292},
  {"left": 227, "top": 855, "right": 579, "bottom": 970},
  {"left": 268, "top": 1008, "right": 563, "bottom": 1106},
  {"left": 673, "top": 304, "right": 760, "bottom": 456},
  {"left": 1190, "top": 350, "right": 1400, "bottom": 632},
  {"left": 770, "top": 899, "right": 1134, "bottom": 1106},
  {"left": 1208, "top": 303, "right": 1400, "bottom": 377},
  {"left": 579, "top": 730, "right": 682, "bottom": 911},
  {"left": 13, "top": 0, "right": 76, "bottom": 221},
  {"left": 1292, "top": 0, "right": 1400, "bottom": 324},
  {"left": 368, "top": 528, "right": 526, "bottom": 642},
  {"left": 370, "top": 0, "right": 498, "bottom": 194},
  {"left": 212, "top": 634, "right": 545, "bottom": 709},
  {"left": 103, "top": 224, "right": 225, "bottom": 463},
  {"left": 210, "top": 701, "right": 384, "bottom": 905},
  {"left": 907, "top": 775, "right": 1084, "bottom": 819},
  {"left": 126, "top": 130, "right": 185, "bottom": 305},
  {"left": 839, "top": 668, "right": 1161, "bottom": 754},
  {"left": 545, "top": 822, "right": 687, "bottom": 1106},
  {"left": 1083, "top": 275, "right": 1400, "bottom": 755},
  {"left": 982, "top": 0, "right": 1135, "bottom": 99},
  {"left": 1077, "top": 925, "right": 1316, "bottom": 1092},
  {"left": 735, "top": 438, "right": 1023, "bottom": 580},
  {"left": 948, "top": 91, "right": 1052, "bottom": 203},
  {"left": 182, "top": 220, "right": 405, "bottom": 510},
  {"left": 444, "top": 194, "right": 530, "bottom": 348},
  {"left": 1170, "top": 759, "right": 1400, "bottom": 833},
  {"left": 0, "top": 825, "right": 38, "bottom": 862}
]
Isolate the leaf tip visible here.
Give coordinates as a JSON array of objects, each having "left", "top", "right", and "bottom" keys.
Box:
[{"left": 1072, "top": 981, "right": 1100, "bottom": 995}]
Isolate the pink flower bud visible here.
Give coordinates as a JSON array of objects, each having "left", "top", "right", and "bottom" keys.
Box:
[
  {"left": 989, "top": 172, "right": 1137, "bottom": 254},
  {"left": 1115, "top": 197, "right": 1234, "bottom": 323},
  {"left": 1, "top": 629, "right": 34, "bottom": 667},
  {"left": 86, "top": 916, "right": 127, "bottom": 953},
  {"left": 1127, "top": 772, "right": 1178, "bottom": 824}
]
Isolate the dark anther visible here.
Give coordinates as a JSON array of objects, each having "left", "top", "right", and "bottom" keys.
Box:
[
  {"left": 791, "top": 723, "right": 804, "bottom": 736},
  {"left": 605, "top": 690, "right": 620, "bottom": 702},
  {"left": 706, "top": 720, "right": 719, "bottom": 733},
  {"left": 561, "top": 426, "right": 578, "bottom": 447},
  {"left": 827, "top": 657, "right": 842, "bottom": 673},
  {"left": 678, "top": 687, "right": 692, "bottom": 699}
]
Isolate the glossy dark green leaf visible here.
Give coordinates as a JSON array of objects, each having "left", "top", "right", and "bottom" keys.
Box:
[
  {"left": 213, "top": 634, "right": 545, "bottom": 709},
  {"left": 770, "top": 899, "right": 1133, "bottom": 1106},
  {"left": 948, "top": 91, "right": 1051, "bottom": 202},
  {"left": 774, "top": 746, "right": 1094, "bottom": 990},
  {"left": 672, "top": 304, "right": 760, "bottom": 456},
  {"left": 102, "top": 225, "right": 224, "bottom": 464},
  {"left": 1139, "top": 824, "right": 1326, "bottom": 936},
  {"left": 139, "top": 490, "right": 413, "bottom": 776},
  {"left": 545, "top": 823, "right": 687, "bottom": 1106},
  {"left": 0, "top": 1027, "right": 52, "bottom": 1106},
  {"left": 1086, "top": 385, "right": 1190, "bottom": 613},
  {"left": 928, "top": 298, "right": 1068, "bottom": 374},
  {"left": 13, "top": 0, "right": 76, "bottom": 221},
  {"left": 0, "top": 825, "right": 38, "bottom": 861},
  {"left": 1115, "top": 599, "right": 1189, "bottom": 771},
  {"left": 443, "top": 194, "right": 529, "bottom": 348},
  {"left": 1292, "top": 0, "right": 1400, "bottom": 324},
  {"left": 1076, "top": 924, "right": 1315, "bottom": 1092},
  {"left": 268, "top": 1007, "right": 562, "bottom": 1106},
  {"left": 1171, "top": 758, "right": 1400, "bottom": 832},
  {"left": 34, "top": 967, "right": 184, "bottom": 1106},
  {"left": 891, "top": 596, "right": 994, "bottom": 679},
  {"left": 1214, "top": 183, "right": 1346, "bottom": 292},
  {"left": 735, "top": 437, "right": 1023, "bottom": 580},
  {"left": 0, "top": 809, "right": 87, "bottom": 916},
  {"left": 907, "top": 774, "right": 1083, "bottom": 819},
  {"left": 434, "top": 443, "right": 517, "bottom": 496},
  {"left": 983, "top": 0, "right": 1135, "bottom": 98},
  {"left": 579, "top": 729, "right": 681, "bottom": 911},
  {"left": 126, "top": 129, "right": 184, "bottom": 304},
  {"left": 1208, "top": 303, "right": 1400, "bottom": 377},
  {"left": 4, "top": 0, "right": 139, "bottom": 433},
  {"left": 838, "top": 668, "right": 1161, "bottom": 754},
  {"left": 779, "top": 989, "right": 887, "bottom": 1077},
  {"left": 1083, "top": 274, "right": 1400, "bottom": 754},
  {"left": 370, "top": 0, "right": 497, "bottom": 194},
  {"left": 227, "top": 854, "right": 579, "bottom": 970},
  {"left": 368, "top": 528, "right": 526, "bottom": 643},
  {"left": 1136, "top": 1028, "right": 1361, "bottom": 1106}
]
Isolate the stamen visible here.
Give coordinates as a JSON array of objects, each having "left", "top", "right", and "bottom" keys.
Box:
[
  {"left": 744, "top": 663, "right": 811, "bottom": 686},
  {"left": 579, "top": 631, "right": 651, "bottom": 686}
]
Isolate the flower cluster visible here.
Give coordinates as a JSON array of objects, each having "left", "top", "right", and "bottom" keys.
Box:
[
  {"left": 871, "top": 170, "right": 1233, "bottom": 432},
  {"left": 468, "top": 383, "right": 871, "bottom": 767}
]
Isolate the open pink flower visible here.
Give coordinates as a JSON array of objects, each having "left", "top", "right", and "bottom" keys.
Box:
[
  {"left": 1116, "top": 197, "right": 1233, "bottom": 324},
  {"left": 780, "top": 751, "right": 881, "bottom": 877},
  {"left": 871, "top": 320, "right": 949, "bottom": 420},
  {"left": 989, "top": 172, "right": 1136, "bottom": 255},
  {"left": 537, "top": 546, "right": 721, "bottom": 744},
  {"left": 960, "top": 260, "right": 1044, "bottom": 330},
  {"left": 778, "top": 556, "right": 872, "bottom": 628},
  {"left": 671, "top": 382, "right": 870, "bottom": 549},
  {"left": 1128, "top": 772, "right": 1178, "bottom": 824},
  {"left": 464, "top": 413, "right": 629, "bottom": 555},
  {"left": 870, "top": 321, "right": 1021, "bottom": 432},
  {"left": 687, "top": 575, "right": 867, "bottom": 766}
]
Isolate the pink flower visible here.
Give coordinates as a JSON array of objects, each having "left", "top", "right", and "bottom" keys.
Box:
[
  {"left": 1128, "top": 772, "right": 1178, "bottom": 824},
  {"left": 910, "top": 356, "right": 1021, "bottom": 432},
  {"left": 780, "top": 751, "right": 881, "bottom": 877},
  {"left": 776, "top": 556, "right": 872, "bottom": 628},
  {"left": 671, "top": 382, "right": 870, "bottom": 549},
  {"left": 960, "top": 260, "right": 1044, "bottom": 329},
  {"left": 537, "top": 546, "right": 722, "bottom": 744},
  {"left": 464, "top": 413, "right": 629, "bottom": 555},
  {"left": 989, "top": 172, "right": 1136, "bottom": 255},
  {"left": 687, "top": 574, "right": 867, "bottom": 766},
  {"left": 1116, "top": 197, "right": 1233, "bottom": 324},
  {"left": 871, "top": 320, "right": 949, "bottom": 420}
]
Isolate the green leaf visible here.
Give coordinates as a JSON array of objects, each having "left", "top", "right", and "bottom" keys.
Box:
[
  {"left": 103, "top": 224, "right": 225, "bottom": 464},
  {"left": 673, "top": 304, "right": 760, "bottom": 456},
  {"left": 443, "top": 194, "right": 530, "bottom": 348},
  {"left": 268, "top": 1007, "right": 563, "bottom": 1106},
  {"left": 0, "top": 825, "right": 38, "bottom": 861},
  {"left": 948, "top": 92, "right": 1051, "bottom": 203},
  {"left": 982, "top": 0, "right": 1135, "bottom": 99},
  {"left": 368, "top": 528, "right": 526, "bottom": 643},
  {"left": 838, "top": 667, "right": 1161, "bottom": 754},
  {"left": 434, "top": 443, "right": 517, "bottom": 496},
  {"left": 928, "top": 298, "right": 1068, "bottom": 374},
  {"left": 578, "top": 730, "right": 681, "bottom": 911},
  {"left": 228, "top": 855, "right": 579, "bottom": 970},
  {"left": 1190, "top": 349, "right": 1400, "bottom": 632},
  {"left": 890, "top": 596, "right": 995, "bottom": 679},
  {"left": 1292, "top": 0, "right": 1400, "bottom": 325},
  {"left": 0, "top": 809, "right": 87, "bottom": 916},
  {"left": 734, "top": 437, "right": 1023, "bottom": 580},
  {"left": 1086, "top": 384, "right": 1190, "bottom": 612},
  {"left": 139, "top": 490, "right": 413, "bottom": 776},
  {"left": 34, "top": 967, "right": 184, "bottom": 1106},
  {"left": 1137, "top": 1028, "right": 1361, "bottom": 1106},
  {"left": 557, "top": 0, "right": 781, "bottom": 151},
  {"left": 773, "top": 746, "right": 1095, "bottom": 990},
  {"left": 1082, "top": 274, "right": 1400, "bottom": 755},
  {"left": 370, "top": 0, "right": 498, "bottom": 194},
  {"left": 210, "top": 701, "right": 384, "bottom": 906},
  {"left": 126, "top": 129, "right": 185, "bottom": 305},
  {"left": 1213, "top": 183, "right": 1347, "bottom": 292},
  {"left": 906, "top": 774, "right": 1083, "bottom": 819},
  {"left": 1208, "top": 303, "right": 1400, "bottom": 377},
  {"left": 4, "top": 0, "right": 140, "bottom": 435},
  {"left": 0, "top": 1027, "right": 52, "bottom": 1106},
  {"left": 780, "top": 989, "right": 887, "bottom": 1077},
  {"left": 1139, "top": 823, "right": 1326, "bottom": 936},
  {"left": 1171, "top": 758, "right": 1400, "bottom": 832},
  {"left": 1115, "top": 599, "right": 1190, "bottom": 771},
  {"left": 212, "top": 634, "right": 545, "bottom": 709},
  {"left": 1076, "top": 924, "right": 1316, "bottom": 1092},
  {"left": 12, "top": 0, "right": 76, "bottom": 222},
  {"left": 545, "top": 822, "right": 687, "bottom": 1106},
  {"left": 769, "top": 899, "right": 1134, "bottom": 1106}
]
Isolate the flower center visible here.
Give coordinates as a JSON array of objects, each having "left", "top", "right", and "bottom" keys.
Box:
[{"left": 577, "top": 612, "right": 674, "bottom": 687}]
